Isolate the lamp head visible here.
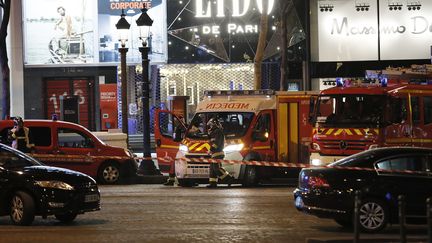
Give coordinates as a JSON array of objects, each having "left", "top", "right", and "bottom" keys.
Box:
[
  {"left": 136, "top": 8, "right": 153, "bottom": 46},
  {"left": 115, "top": 10, "right": 131, "bottom": 47}
]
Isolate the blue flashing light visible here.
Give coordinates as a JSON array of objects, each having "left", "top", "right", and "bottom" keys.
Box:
[
  {"left": 385, "top": 192, "right": 392, "bottom": 201},
  {"left": 380, "top": 77, "right": 388, "bottom": 87},
  {"left": 335, "top": 78, "right": 344, "bottom": 87}
]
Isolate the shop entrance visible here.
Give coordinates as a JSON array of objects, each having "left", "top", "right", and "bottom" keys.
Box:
[{"left": 44, "top": 78, "right": 95, "bottom": 130}]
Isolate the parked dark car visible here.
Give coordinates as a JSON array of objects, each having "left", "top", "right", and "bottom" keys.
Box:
[
  {"left": 294, "top": 147, "right": 432, "bottom": 233},
  {"left": 0, "top": 143, "right": 100, "bottom": 225}
]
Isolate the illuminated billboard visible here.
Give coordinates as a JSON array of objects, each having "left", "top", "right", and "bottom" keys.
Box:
[
  {"left": 167, "top": 0, "right": 304, "bottom": 63},
  {"left": 312, "top": 0, "right": 432, "bottom": 61},
  {"left": 22, "top": 0, "right": 167, "bottom": 66}
]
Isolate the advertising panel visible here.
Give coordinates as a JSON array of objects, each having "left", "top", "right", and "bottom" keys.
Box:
[
  {"left": 313, "top": 0, "right": 432, "bottom": 61},
  {"left": 22, "top": 0, "right": 167, "bottom": 65},
  {"left": 98, "top": 0, "right": 166, "bottom": 63},
  {"left": 167, "top": 0, "right": 304, "bottom": 63},
  {"left": 23, "top": 0, "right": 96, "bottom": 65},
  {"left": 100, "top": 84, "right": 118, "bottom": 130},
  {"left": 314, "top": 0, "right": 379, "bottom": 61},
  {"left": 379, "top": 1, "right": 432, "bottom": 60}
]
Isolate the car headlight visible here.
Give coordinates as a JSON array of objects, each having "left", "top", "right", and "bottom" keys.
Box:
[
  {"left": 124, "top": 149, "right": 134, "bottom": 158},
  {"left": 312, "top": 143, "right": 321, "bottom": 151},
  {"left": 311, "top": 159, "right": 323, "bottom": 166},
  {"left": 223, "top": 143, "right": 244, "bottom": 153},
  {"left": 35, "top": 181, "right": 74, "bottom": 191},
  {"left": 179, "top": 144, "right": 189, "bottom": 153}
]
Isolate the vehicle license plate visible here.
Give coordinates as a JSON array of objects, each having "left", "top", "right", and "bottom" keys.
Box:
[
  {"left": 188, "top": 167, "right": 209, "bottom": 175},
  {"left": 84, "top": 194, "right": 99, "bottom": 203}
]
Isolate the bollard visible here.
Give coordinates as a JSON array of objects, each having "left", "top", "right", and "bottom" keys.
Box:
[
  {"left": 353, "top": 190, "right": 361, "bottom": 243},
  {"left": 398, "top": 195, "right": 406, "bottom": 243},
  {"left": 427, "top": 197, "right": 432, "bottom": 243}
]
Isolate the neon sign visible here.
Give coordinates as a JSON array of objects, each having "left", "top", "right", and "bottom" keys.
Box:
[{"left": 195, "top": 0, "right": 275, "bottom": 18}]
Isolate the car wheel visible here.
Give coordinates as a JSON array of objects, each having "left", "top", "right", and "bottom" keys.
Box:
[
  {"left": 10, "top": 191, "right": 35, "bottom": 226},
  {"left": 98, "top": 161, "right": 121, "bottom": 184},
  {"left": 242, "top": 165, "right": 258, "bottom": 187},
  {"left": 334, "top": 218, "right": 353, "bottom": 228},
  {"left": 358, "top": 199, "right": 388, "bottom": 233},
  {"left": 55, "top": 212, "right": 78, "bottom": 223}
]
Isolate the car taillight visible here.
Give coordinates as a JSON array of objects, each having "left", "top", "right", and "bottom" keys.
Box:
[{"left": 308, "top": 176, "right": 330, "bottom": 188}]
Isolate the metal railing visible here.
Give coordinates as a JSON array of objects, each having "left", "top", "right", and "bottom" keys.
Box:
[{"left": 353, "top": 191, "right": 432, "bottom": 243}]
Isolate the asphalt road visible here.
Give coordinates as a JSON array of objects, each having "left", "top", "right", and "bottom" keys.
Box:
[{"left": 0, "top": 184, "right": 428, "bottom": 243}]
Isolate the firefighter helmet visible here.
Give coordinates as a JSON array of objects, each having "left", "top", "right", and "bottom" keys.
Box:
[
  {"left": 206, "top": 117, "right": 220, "bottom": 132},
  {"left": 13, "top": 116, "right": 24, "bottom": 127}
]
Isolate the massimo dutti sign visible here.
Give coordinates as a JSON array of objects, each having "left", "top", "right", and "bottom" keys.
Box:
[{"left": 312, "top": 0, "right": 432, "bottom": 61}]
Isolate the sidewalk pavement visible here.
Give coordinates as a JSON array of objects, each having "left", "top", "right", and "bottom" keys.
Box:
[{"left": 306, "top": 236, "right": 428, "bottom": 243}]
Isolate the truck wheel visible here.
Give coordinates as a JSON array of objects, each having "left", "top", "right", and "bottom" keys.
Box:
[
  {"left": 98, "top": 161, "right": 121, "bottom": 184},
  {"left": 242, "top": 165, "right": 258, "bottom": 187},
  {"left": 10, "top": 191, "right": 35, "bottom": 226},
  {"left": 55, "top": 212, "right": 78, "bottom": 223}
]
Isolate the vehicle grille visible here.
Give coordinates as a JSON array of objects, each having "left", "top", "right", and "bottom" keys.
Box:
[
  {"left": 74, "top": 182, "right": 98, "bottom": 193},
  {"left": 321, "top": 140, "right": 368, "bottom": 151}
]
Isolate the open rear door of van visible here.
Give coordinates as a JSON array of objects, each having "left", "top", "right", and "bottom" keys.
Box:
[{"left": 154, "top": 109, "right": 187, "bottom": 173}]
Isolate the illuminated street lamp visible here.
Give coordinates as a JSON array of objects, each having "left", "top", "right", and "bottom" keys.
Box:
[
  {"left": 115, "top": 10, "right": 130, "bottom": 137},
  {"left": 136, "top": 8, "right": 157, "bottom": 174}
]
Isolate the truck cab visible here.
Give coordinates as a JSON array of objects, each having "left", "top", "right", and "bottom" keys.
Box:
[{"left": 155, "top": 90, "right": 316, "bottom": 186}]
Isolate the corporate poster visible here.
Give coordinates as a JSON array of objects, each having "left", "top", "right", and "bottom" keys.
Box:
[
  {"left": 23, "top": 0, "right": 96, "bottom": 65},
  {"left": 22, "top": 0, "right": 167, "bottom": 65}
]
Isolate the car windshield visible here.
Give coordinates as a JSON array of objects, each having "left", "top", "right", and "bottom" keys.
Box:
[
  {"left": 314, "top": 95, "right": 386, "bottom": 128},
  {"left": 329, "top": 150, "right": 376, "bottom": 168},
  {"left": 186, "top": 112, "right": 254, "bottom": 139},
  {"left": 0, "top": 145, "right": 41, "bottom": 170}
]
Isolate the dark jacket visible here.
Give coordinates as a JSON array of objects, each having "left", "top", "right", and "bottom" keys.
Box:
[{"left": 209, "top": 127, "right": 224, "bottom": 159}]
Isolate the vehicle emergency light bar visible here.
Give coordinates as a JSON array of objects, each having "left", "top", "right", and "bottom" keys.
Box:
[
  {"left": 335, "top": 77, "right": 389, "bottom": 87},
  {"left": 204, "top": 89, "right": 275, "bottom": 97},
  {"left": 409, "top": 79, "right": 432, "bottom": 85}
]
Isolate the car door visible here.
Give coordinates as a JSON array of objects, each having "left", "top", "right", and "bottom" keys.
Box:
[
  {"left": 375, "top": 153, "right": 432, "bottom": 217},
  {"left": 0, "top": 166, "right": 6, "bottom": 212},
  {"left": 154, "top": 110, "right": 186, "bottom": 173},
  {"left": 51, "top": 125, "right": 96, "bottom": 176},
  {"left": 251, "top": 110, "right": 276, "bottom": 161}
]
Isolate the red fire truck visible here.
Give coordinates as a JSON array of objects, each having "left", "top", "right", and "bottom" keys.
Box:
[
  {"left": 309, "top": 77, "right": 432, "bottom": 166},
  {"left": 154, "top": 90, "right": 317, "bottom": 186}
]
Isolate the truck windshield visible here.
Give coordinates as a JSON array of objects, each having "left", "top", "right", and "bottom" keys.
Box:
[
  {"left": 314, "top": 95, "right": 386, "bottom": 127},
  {"left": 186, "top": 112, "right": 254, "bottom": 139}
]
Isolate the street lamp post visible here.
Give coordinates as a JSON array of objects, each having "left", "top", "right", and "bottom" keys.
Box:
[
  {"left": 136, "top": 9, "right": 158, "bottom": 175},
  {"left": 115, "top": 11, "right": 130, "bottom": 138}
]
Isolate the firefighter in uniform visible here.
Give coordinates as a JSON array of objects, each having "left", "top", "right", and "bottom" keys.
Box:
[
  {"left": 9, "top": 117, "right": 35, "bottom": 153},
  {"left": 206, "top": 117, "right": 233, "bottom": 188}
]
